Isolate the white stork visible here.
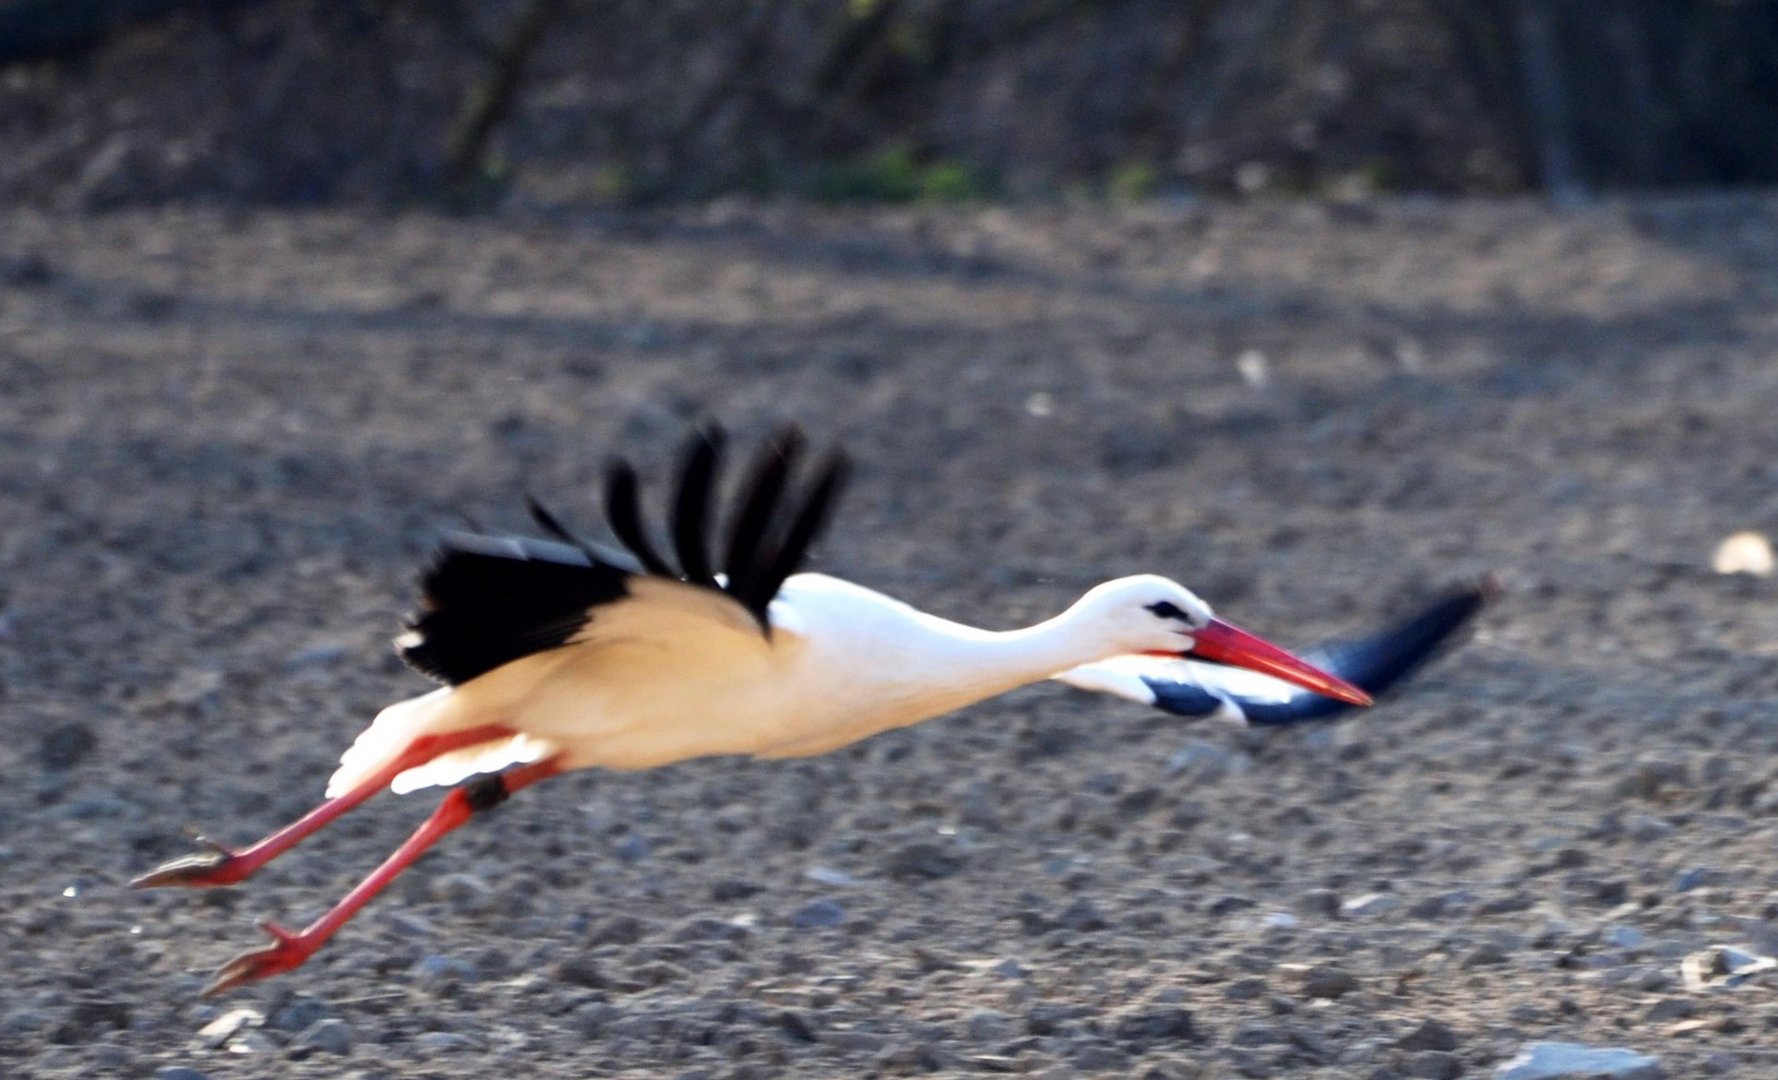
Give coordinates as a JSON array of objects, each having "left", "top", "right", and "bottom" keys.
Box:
[{"left": 136, "top": 425, "right": 1486, "bottom": 994}]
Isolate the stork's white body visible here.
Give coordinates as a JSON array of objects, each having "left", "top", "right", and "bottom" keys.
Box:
[{"left": 335, "top": 572, "right": 1134, "bottom": 796}]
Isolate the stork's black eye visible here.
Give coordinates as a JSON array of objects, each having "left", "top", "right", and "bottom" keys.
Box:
[{"left": 1146, "top": 601, "right": 1190, "bottom": 622}]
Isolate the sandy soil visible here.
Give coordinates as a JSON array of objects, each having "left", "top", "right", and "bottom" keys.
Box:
[{"left": 5, "top": 195, "right": 1778, "bottom": 1078}]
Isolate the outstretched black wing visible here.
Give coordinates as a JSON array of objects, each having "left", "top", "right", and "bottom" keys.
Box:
[
  {"left": 1055, "top": 582, "right": 1490, "bottom": 725},
  {"left": 397, "top": 425, "right": 848, "bottom": 686}
]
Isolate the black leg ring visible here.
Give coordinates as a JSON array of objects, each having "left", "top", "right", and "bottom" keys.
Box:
[{"left": 462, "top": 773, "right": 510, "bottom": 814}]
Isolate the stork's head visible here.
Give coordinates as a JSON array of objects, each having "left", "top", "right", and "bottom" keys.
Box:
[{"left": 1071, "top": 575, "right": 1372, "bottom": 707}]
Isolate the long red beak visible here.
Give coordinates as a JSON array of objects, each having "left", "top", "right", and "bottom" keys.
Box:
[{"left": 1188, "top": 617, "right": 1373, "bottom": 707}]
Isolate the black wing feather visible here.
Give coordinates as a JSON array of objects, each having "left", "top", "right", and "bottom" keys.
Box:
[
  {"left": 670, "top": 427, "right": 725, "bottom": 589},
  {"left": 604, "top": 461, "right": 674, "bottom": 577},
  {"left": 400, "top": 425, "right": 847, "bottom": 685},
  {"left": 723, "top": 427, "right": 803, "bottom": 600},
  {"left": 742, "top": 450, "right": 850, "bottom": 616},
  {"left": 597, "top": 424, "right": 845, "bottom": 627},
  {"left": 400, "top": 533, "right": 629, "bottom": 685}
]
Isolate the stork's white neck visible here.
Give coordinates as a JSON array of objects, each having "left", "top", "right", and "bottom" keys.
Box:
[{"left": 883, "top": 603, "right": 1107, "bottom": 713}]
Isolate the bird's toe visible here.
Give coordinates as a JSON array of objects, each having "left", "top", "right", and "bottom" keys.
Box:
[
  {"left": 201, "top": 922, "right": 312, "bottom": 996},
  {"left": 131, "top": 839, "right": 250, "bottom": 889}
]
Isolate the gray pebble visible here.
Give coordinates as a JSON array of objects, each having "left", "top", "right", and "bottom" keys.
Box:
[
  {"left": 1494, "top": 1041, "right": 1661, "bottom": 1080},
  {"left": 154, "top": 1069, "right": 210, "bottom": 1080},
  {"left": 268, "top": 995, "right": 333, "bottom": 1033},
  {"left": 1225, "top": 977, "right": 1268, "bottom": 1001},
  {"left": 710, "top": 878, "right": 762, "bottom": 901},
  {"left": 289, "top": 1018, "right": 352, "bottom": 1057},
  {"left": 430, "top": 872, "right": 494, "bottom": 912},
  {"left": 885, "top": 841, "right": 961, "bottom": 880},
  {"left": 1115, "top": 1006, "right": 1197, "bottom": 1044},
  {"left": 1624, "top": 814, "right": 1676, "bottom": 843},
  {"left": 39, "top": 723, "right": 97, "bottom": 770},
  {"left": 1405, "top": 1050, "right": 1463, "bottom": 1079},
  {"left": 1299, "top": 889, "right": 1343, "bottom": 917},
  {"left": 1673, "top": 866, "right": 1718, "bottom": 892},
  {"left": 967, "top": 1009, "right": 1012, "bottom": 1042},
  {"left": 415, "top": 1031, "right": 480, "bottom": 1052},
  {"left": 803, "top": 865, "right": 861, "bottom": 887},
  {"left": 1645, "top": 998, "right": 1693, "bottom": 1022},
  {"left": 1057, "top": 897, "right": 1109, "bottom": 932},
  {"left": 1301, "top": 966, "right": 1359, "bottom": 1000},
  {"left": 1342, "top": 893, "right": 1402, "bottom": 918},
  {"left": 195, "top": 1008, "right": 260, "bottom": 1049},
  {"left": 1464, "top": 942, "right": 1510, "bottom": 967},
  {"left": 1071, "top": 1042, "right": 1129, "bottom": 1071},
  {"left": 1603, "top": 925, "right": 1647, "bottom": 951},
  {"left": 410, "top": 953, "right": 481, "bottom": 990},
  {"left": 789, "top": 898, "right": 846, "bottom": 928},
  {"left": 1397, "top": 1018, "right": 1460, "bottom": 1052}
]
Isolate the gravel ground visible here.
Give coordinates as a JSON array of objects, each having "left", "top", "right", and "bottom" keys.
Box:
[{"left": 5, "top": 196, "right": 1778, "bottom": 1078}]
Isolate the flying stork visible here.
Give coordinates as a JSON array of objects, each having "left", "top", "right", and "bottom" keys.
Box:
[{"left": 135, "top": 425, "right": 1487, "bottom": 995}]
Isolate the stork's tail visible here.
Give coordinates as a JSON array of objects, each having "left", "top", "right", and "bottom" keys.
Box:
[{"left": 325, "top": 689, "right": 558, "bottom": 798}]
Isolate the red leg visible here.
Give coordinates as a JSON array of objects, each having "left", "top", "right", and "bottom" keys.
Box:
[
  {"left": 202, "top": 757, "right": 561, "bottom": 996},
  {"left": 132, "top": 724, "right": 518, "bottom": 889}
]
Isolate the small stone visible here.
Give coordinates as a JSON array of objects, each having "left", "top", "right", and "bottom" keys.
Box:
[
  {"left": 1465, "top": 942, "right": 1510, "bottom": 967},
  {"left": 1493, "top": 1041, "right": 1661, "bottom": 1079},
  {"left": 775, "top": 1009, "right": 818, "bottom": 1043},
  {"left": 1682, "top": 945, "right": 1778, "bottom": 990},
  {"left": 1115, "top": 1006, "right": 1197, "bottom": 1044},
  {"left": 1, "top": 251, "right": 56, "bottom": 286},
  {"left": 1057, "top": 898, "right": 1109, "bottom": 932},
  {"left": 430, "top": 872, "right": 494, "bottom": 912},
  {"left": 1072, "top": 1042, "right": 1129, "bottom": 1071},
  {"left": 554, "top": 957, "right": 606, "bottom": 989},
  {"left": 227, "top": 1030, "right": 279, "bottom": 1054},
  {"left": 1407, "top": 1050, "right": 1464, "bottom": 1079},
  {"left": 38, "top": 723, "right": 97, "bottom": 770},
  {"left": 885, "top": 841, "right": 962, "bottom": 881},
  {"left": 789, "top": 898, "right": 846, "bottom": 929},
  {"left": 1230, "top": 1020, "right": 1284, "bottom": 1047},
  {"left": 154, "top": 1069, "right": 210, "bottom": 1080},
  {"left": 1623, "top": 814, "right": 1675, "bottom": 842},
  {"left": 614, "top": 834, "right": 651, "bottom": 861},
  {"left": 1645, "top": 999, "right": 1693, "bottom": 1022},
  {"left": 1603, "top": 925, "right": 1647, "bottom": 951},
  {"left": 803, "top": 865, "right": 861, "bottom": 887},
  {"left": 1224, "top": 977, "right": 1268, "bottom": 1001},
  {"left": 1713, "top": 530, "right": 1774, "bottom": 576},
  {"left": 289, "top": 1018, "right": 352, "bottom": 1057},
  {"left": 967, "top": 1009, "right": 1012, "bottom": 1042},
  {"left": 267, "top": 995, "right": 333, "bottom": 1033},
  {"left": 1301, "top": 966, "right": 1359, "bottom": 1000},
  {"left": 195, "top": 1008, "right": 260, "bottom": 1050},
  {"left": 1397, "top": 1018, "right": 1461, "bottom": 1052},
  {"left": 588, "top": 913, "right": 647, "bottom": 945},
  {"left": 710, "top": 878, "right": 762, "bottom": 902},
  {"left": 1342, "top": 893, "right": 1402, "bottom": 918},
  {"left": 1673, "top": 867, "right": 1718, "bottom": 892},
  {"left": 1299, "top": 889, "right": 1343, "bottom": 918},
  {"left": 410, "top": 953, "right": 480, "bottom": 991},
  {"left": 414, "top": 1031, "right": 479, "bottom": 1053}
]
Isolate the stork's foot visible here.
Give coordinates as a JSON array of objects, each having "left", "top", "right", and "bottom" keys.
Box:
[
  {"left": 202, "top": 921, "right": 316, "bottom": 997},
  {"left": 131, "top": 838, "right": 254, "bottom": 889}
]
